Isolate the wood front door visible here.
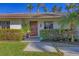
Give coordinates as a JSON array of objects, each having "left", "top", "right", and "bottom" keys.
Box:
[{"left": 30, "top": 21, "right": 38, "bottom": 36}]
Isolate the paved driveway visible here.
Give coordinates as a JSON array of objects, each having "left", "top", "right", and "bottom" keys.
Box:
[
  {"left": 58, "top": 46, "right": 79, "bottom": 56},
  {"left": 50, "top": 42, "right": 79, "bottom": 56}
]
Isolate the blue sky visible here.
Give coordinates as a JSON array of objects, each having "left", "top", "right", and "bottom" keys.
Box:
[{"left": 0, "top": 3, "right": 66, "bottom": 14}]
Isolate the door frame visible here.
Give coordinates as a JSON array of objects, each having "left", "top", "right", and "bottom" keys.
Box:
[{"left": 30, "top": 21, "right": 38, "bottom": 36}]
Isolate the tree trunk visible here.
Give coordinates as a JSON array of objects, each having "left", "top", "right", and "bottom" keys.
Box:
[
  {"left": 71, "top": 33, "right": 74, "bottom": 42},
  {"left": 70, "top": 21, "right": 75, "bottom": 42}
]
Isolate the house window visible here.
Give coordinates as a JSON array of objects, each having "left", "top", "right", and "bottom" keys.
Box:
[
  {"left": 0, "top": 21, "right": 10, "bottom": 29},
  {"left": 44, "top": 21, "right": 53, "bottom": 29}
]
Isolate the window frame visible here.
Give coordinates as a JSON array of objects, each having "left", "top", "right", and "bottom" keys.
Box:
[
  {"left": 0, "top": 21, "right": 10, "bottom": 29},
  {"left": 44, "top": 21, "right": 53, "bottom": 29}
]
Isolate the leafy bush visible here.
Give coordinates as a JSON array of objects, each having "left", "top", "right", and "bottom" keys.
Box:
[
  {"left": 0, "top": 29, "right": 24, "bottom": 41},
  {"left": 40, "top": 29, "right": 59, "bottom": 41},
  {"left": 40, "top": 29, "right": 71, "bottom": 41}
]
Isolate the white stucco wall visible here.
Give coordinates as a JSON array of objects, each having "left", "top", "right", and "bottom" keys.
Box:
[
  {"left": 38, "top": 21, "right": 61, "bottom": 31},
  {"left": 53, "top": 22, "right": 70, "bottom": 29},
  {"left": 38, "top": 21, "right": 44, "bottom": 36},
  {"left": 38, "top": 21, "right": 71, "bottom": 30},
  {"left": 53, "top": 22, "right": 60, "bottom": 29},
  {"left": 38, "top": 21, "right": 61, "bottom": 30},
  {"left": 10, "top": 20, "right": 22, "bottom": 29}
]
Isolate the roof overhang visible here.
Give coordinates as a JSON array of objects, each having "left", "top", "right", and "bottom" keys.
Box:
[{"left": 0, "top": 13, "right": 63, "bottom": 19}]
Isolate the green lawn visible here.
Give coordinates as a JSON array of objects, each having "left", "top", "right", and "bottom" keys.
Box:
[{"left": 0, "top": 41, "right": 63, "bottom": 56}]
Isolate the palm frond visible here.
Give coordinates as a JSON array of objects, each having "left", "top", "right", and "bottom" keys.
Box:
[{"left": 58, "top": 16, "right": 70, "bottom": 29}]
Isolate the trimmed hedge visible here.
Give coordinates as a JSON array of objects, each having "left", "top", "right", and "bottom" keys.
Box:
[
  {"left": 40, "top": 29, "right": 57, "bottom": 41},
  {"left": 0, "top": 29, "right": 24, "bottom": 41},
  {"left": 40, "top": 29, "right": 71, "bottom": 41}
]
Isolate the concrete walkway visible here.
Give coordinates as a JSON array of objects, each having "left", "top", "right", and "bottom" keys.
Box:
[{"left": 23, "top": 42, "right": 57, "bottom": 52}]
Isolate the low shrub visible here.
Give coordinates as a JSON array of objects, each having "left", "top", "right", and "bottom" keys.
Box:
[
  {"left": 0, "top": 29, "right": 24, "bottom": 41},
  {"left": 40, "top": 29, "right": 71, "bottom": 41},
  {"left": 40, "top": 29, "right": 59, "bottom": 41}
]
